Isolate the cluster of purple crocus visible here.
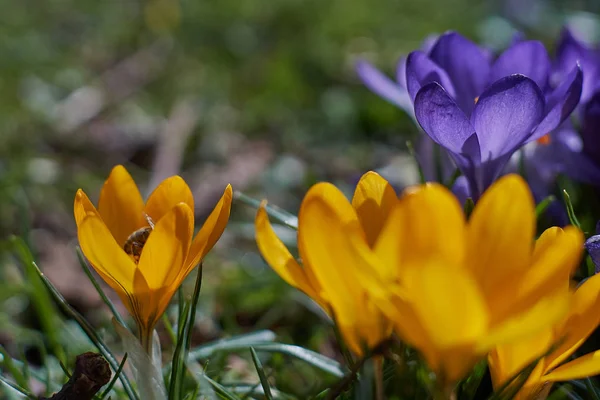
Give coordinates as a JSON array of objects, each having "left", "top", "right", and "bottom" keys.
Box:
[
  {"left": 357, "top": 30, "right": 587, "bottom": 201},
  {"left": 358, "top": 27, "right": 600, "bottom": 267}
]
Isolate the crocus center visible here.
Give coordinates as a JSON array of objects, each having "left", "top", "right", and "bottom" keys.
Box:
[
  {"left": 474, "top": 96, "right": 479, "bottom": 104},
  {"left": 536, "top": 134, "right": 551, "bottom": 145},
  {"left": 123, "top": 214, "right": 155, "bottom": 264}
]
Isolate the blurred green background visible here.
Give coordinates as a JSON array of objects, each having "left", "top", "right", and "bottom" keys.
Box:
[{"left": 1, "top": 0, "right": 600, "bottom": 397}]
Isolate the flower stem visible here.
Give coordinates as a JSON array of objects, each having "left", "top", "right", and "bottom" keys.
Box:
[{"left": 373, "top": 356, "right": 384, "bottom": 400}]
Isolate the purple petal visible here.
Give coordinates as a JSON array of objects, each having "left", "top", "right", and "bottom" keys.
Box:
[
  {"left": 489, "top": 40, "right": 550, "bottom": 91},
  {"left": 414, "top": 82, "right": 475, "bottom": 155},
  {"left": 429, "top": 31, "right": 491, "bottom": 115},
  {"left": 581, "top": 91, "right": 600, "bottom": 161},
  {"left": 471, "top": 74, "right": 545, "bottom": 158},
  {"left": 355, "top": 60, "right": 413, "bottom": 115},
  {"left": 405, "top": 51, "right": 456, "bottom": 102},
  {"left": 585, "top": 234, "right": 600, "bottom": 274},
  {"left": 554, "top": 28, "right": 600, "bottom": 103},
  {"left": 530, "top": 65, "right": 583, "bottom": 141}
]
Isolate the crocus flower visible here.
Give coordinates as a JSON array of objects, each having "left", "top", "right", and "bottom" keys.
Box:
[
  {"left": 584, "top": 221, "right": 600, "bottom": 273},
  {"left": 531, "top": 28, "right": 600, "bottom": 185},
  {"left": 356, "top": 35, "right": 456, "bottom": 184},
  {"left": 409, "top": 32, "right": 582, "bottom": 200},
  {"left": 359, "top": 31, "right": 582, "bottom": 199},
  {"left": 255, "top": 171, "right": 397, "bottom": 356},
  {"left": 489, "top": 270, "right": 600, "bottom": 399},
  {"left": 74, "top": 165, "right": 232, "bottom": 351},
  {"left": 304, "top": 173, "right": 582, "bottom": 388}
]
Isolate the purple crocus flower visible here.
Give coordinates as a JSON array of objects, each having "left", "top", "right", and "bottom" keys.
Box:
[
  {"left": 356, "top": 35, "right": 456, "bottom": 184},
  {"left": 585, "top": 221, "right": 600, "bottom": 274},
  {"left": 408, "top": 32, "right": 582, "bottom": 199},
  {"left": 532, "top": 28, "right": 600, "bottom": 185}
]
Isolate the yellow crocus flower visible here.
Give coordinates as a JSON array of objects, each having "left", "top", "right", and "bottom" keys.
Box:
[
  {"left": 489, "top": 270, "right": 600, "bottom": 399},
  {"left": 74, "top": 165, "right": 232, "bottom": 350},
  {"left": 367, "top": 174, "right": 584, "bottom": 387},
  {"left": 255, "top": 171, "right": 397, "bottom": 356},
  {"left": 266, "top": 172, "right": 582, "bottom": 388}
]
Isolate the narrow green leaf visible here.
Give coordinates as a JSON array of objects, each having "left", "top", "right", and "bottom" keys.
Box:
[
  {"left": 161, "top": 314, "right": 177, "bottom": 346},
  {"left": 11, "top": 237, "right": 63, "bottom": 360},
  {"left": 191, "top": 342, "right": 345, "bottom": 378},
  {"left": 168, "top": 301, "right": 191, "bottom": 400},
  {"left": 76, "top": 247, "right": 129, "bottom": 330},
  {"left": 180, "top": 266, "right": 205, "bottom": 397},
  {"left": 100, "top": 353, "right": 128, "bottom": 400},
  {"left": 25, "top": 257, "right": 139, "bottom": 400},
  {"left": 0, "top": 373, "right": 36, "bottom": 399},
  {"left": 562, "top": 189, "right": 581, "bottom": 229},
  {"left": 584, "top": 377, "right": 600, "bottom": 400},
  {"left": 535, "top": 195, "right": 556, "bottom": 218},
  {"left": 249, "top": 347, "right": 273, "bottom": 400},
  {"left": 58, "top": 359, "right": 72, "bottom": 378},
  {"left": 234, "top": 191, "right": 298, "bottom": 230},
  {"left": 202, "top": 375, "right": 242, "bottom": 400},
  {"left": 0, "top": 346, "right": 29, "bottom": 390},
  {"left": 188, "top": 330, "right": 276, "bottom": 360},
  {"left": 184, "top": 361, "right": 217, "bottom": 400}
]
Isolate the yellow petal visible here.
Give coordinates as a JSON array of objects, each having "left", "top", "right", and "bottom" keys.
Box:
[
  {"left": 97, "top": 165, "right": 147, "bottom": 246},
  {"left": 523, "top": 226, "right": 583, "bottom": 295},
  {"left": 74, "top": 189, "right": 98, "bottom": 227},
  {"left": 545, "top": 272, "right": 600, "bottom": 371},
  {"left": 478, "top": 289, "right": 570, "bottom": 351},
  {"left": 138, "top": 202, "right": 194, "bottom": 290},
  {"left": 351, "top": 171, "right": 398, "bottom": 247},
  {"left": 298, "top": 186, "right": 387, "bottom": 351},
  {"left": 78, "top": 212, "right": 137, "bottom": 302},
  {"left": 405, "top": 260, "right": 487, "bottom": 349},
  {"left": 488, "top": 331, "right": 554, "bottom": 390},
  {"left": 486, "top": 226, "right": 582, "bottom": 330},
  {"left": 393, "top": 182, "right": 465, "bottom": 267},
  {"left": 255, "top": 202, "right": 324, "bottom": 304},
  {"left": 466, "top": 174, "right": 534, "bottom": 306},
  {"left": 144, "top": 175, "right": 195, "bottom": 224},
  {"left": 183, "top": 184, "right": 233, "bottom": 277},
  {"left": 544, "top": 350, "right": 600, "bottom": 382}
]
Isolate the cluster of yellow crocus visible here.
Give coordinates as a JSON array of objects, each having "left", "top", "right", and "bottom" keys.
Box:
[
  {"left": 74, "top": 165, "right": 232, "bottom": 350},
  {"left": 74, "top": 165, "right": 600, "bottom": 398},
  {"left": 256, "top": 172, "right": 600, "bottom": 397}
]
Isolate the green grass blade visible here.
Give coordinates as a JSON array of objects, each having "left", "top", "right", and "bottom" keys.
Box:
[
  {"left": 191, "top": 341, "right": 345, "bottom": 378},
  {"left": 75, "top": 247, "right": 129, "bottom": 330},
  {"left": 0, "top": 373, "right": 36, "bottom": 399},
  {"left": 584, "top": 377, "right": 600, "bottom": 400},
  {"left": 184, "top": 361, "right": 217, "bottom": 400},
  {"left": 168, "top": 301, "right": 191, "bottom": 400},
  {"left": 202, "top": 375, "right": 242, "bottom": 400},
  {"left": 99, "top": 353, "right": 128, "bottom": 400},
  {"left": 188, "top": 330, "right": 276, "bottom": 360},
  {"left": 161, "top": 314, "right": 177, "bottom": 346},
  {"left": 26, "top": 258, "right": 139, "bottom": 400},
  {"left": 234, "top": 191, "right": 298, "bottom": 230},
  {"left": 535, "top": 195, "right": 556, "bottom": 218},
  {"left": 11, "top": 237, "right": 63, "bottom": 360},
  {"left": 562, "top": 189, "right": 581, "bottom": 229},
  {"left": 249, "top": 347, "right": 273, "bottom": 400},
  {"left": 0, "top": 346, "right": 29, "bottom": 390}
]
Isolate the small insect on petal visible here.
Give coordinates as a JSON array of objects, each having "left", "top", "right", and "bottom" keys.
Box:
[{"left": 124, "top": 213, "right": 155, "bottom": 264}]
